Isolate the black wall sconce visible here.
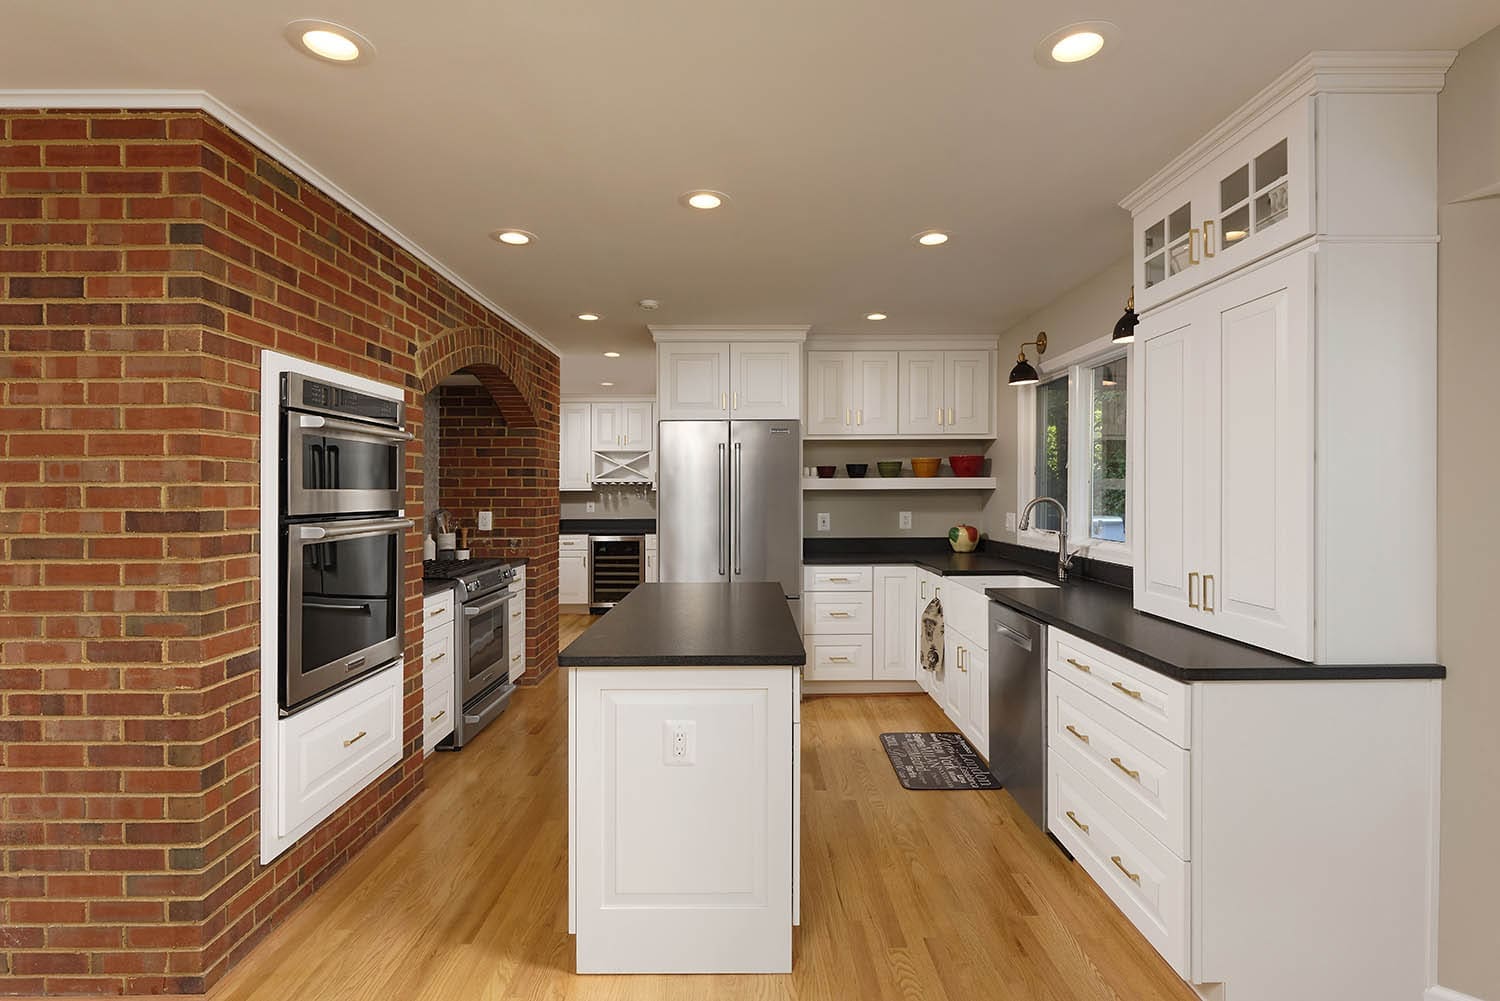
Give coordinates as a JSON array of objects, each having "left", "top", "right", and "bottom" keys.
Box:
[
  {"left": 1112, "top": 287, "right": 1138, "bottom": 344},
  {"left": 1008, "top": 331, "right": 1047, "bottom": 387}
]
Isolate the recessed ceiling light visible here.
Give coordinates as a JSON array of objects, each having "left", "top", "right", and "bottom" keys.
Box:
[
  {"left": 1035, "top": 21, "right": 1119, "bottom": 68},
  {"left": 679, "top": 190, "right": 729, "bottom": 210},
  {"left": 490, "top": 229, "right": 537, "bottom": 246},
  {"left": 914, "top": 230, "right": 949, "bottom": 247},
  {"left": 577, "top": 313, "right": 600, "bottom": 321},
  {"left": 284, "top": 20, "right": 374, "bottom": 65},
  {"left": 603, "top": 351, "right": 621, "bottom": 358},
  {"left": 866, "top": 312, "right": 888, "bottom": 321},
  {"left": 600, "top": 382, "right": 615, "bottom": 387}
]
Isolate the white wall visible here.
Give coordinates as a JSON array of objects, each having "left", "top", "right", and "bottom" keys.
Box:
[
  {"left": 983, "top": 256, "right": 1133, "bottom": 545},
  {"left": 1435, "top": 23, "right": 1500, "bottom": 1001}
]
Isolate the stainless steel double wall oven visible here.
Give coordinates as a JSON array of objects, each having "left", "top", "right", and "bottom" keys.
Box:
[{"left": 280, "top": 373, "right": 413, "bottom": 714}]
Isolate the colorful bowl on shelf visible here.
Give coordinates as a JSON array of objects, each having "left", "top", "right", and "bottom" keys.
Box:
[
  {"left": 910, "top": 457, "right": 941, "bottom": 478},
  {"left": 845, "top": 463, "right": 868, "bottom": 479},
  {"left": 877, "top": 460, "right": 903, "bottom": 478},
  {"left": 815, "top": 465, "right": 837, "bottom": 478},
  {"left": 948, "top": 454, "right": 985, "bottom": 477}
]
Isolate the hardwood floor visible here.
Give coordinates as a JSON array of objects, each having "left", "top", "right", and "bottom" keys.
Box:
[{"left": 210, "top": 613, "right": 1196, "bottom": 1001}]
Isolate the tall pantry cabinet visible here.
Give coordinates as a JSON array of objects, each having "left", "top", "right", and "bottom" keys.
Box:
[{"left": 1125, "top": 52, "right": 1451, "bottom": 664}]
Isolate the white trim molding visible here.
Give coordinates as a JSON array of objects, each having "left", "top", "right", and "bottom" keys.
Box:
[
  {"left": 650, "top": 324, "right": 809, "bottom": 343},
  {"left": 0, "top": 89, "right": 559, "bottom": 357},
  {"left": 1426, "top": 987, "right": 1489, "bottom": 1001}
]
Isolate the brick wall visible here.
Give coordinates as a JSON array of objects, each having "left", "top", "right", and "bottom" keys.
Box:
[{"left": 0, "top": 109, "right": 559, "bottom": 995}]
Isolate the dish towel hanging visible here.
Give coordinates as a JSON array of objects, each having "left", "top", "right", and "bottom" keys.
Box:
[{"left": 920, "top": 595, "right": 944, "bottom": 677}]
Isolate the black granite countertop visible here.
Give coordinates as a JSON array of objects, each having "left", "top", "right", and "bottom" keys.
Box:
[
  {"left": 422, "top": 579, "right": 456, "bottom": 598},
  {"left": 803, "top": 540, "right": 1444, "bottom": 683},
  {"left": 559, "top": 583, "right": 806, "bottom": 668},
  {"left": 560, "top": 518, "right": 656, "bottom": 535}
]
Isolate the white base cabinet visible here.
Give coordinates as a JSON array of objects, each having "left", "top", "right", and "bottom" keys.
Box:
[
  {"left": 422, "top": 589, "right": 456, "bottom": 754},
  {"left": 1046, "top": 627, "right": 1440, "bottom": 1001},
  {"left": 560, "top": 534, "right": 589, "bottom": 606},
  {"left": 507, "top": 566, "right": 527, "bottom": 682},
  {"left": 644, "top": 533, "right": 658, "bottom": 583}
]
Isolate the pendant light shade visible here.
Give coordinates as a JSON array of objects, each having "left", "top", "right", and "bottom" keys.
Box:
[
  {"left": 1112, "top": 286, "right": 1138, "bottom": 343},
  {"left": 1008, "top": 331, "right": 1048, "bottom": 387}
]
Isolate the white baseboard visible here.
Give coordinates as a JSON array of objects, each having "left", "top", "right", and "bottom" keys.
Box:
[
  {"left": 802, "top": 680, "right": 923, "bottom": 696},
  {"left": 1427, "top": 985, "right": 1488, "bottom": 1001}
]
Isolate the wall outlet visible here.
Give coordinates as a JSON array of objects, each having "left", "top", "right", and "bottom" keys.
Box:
[
  {"left": 585, "top": 501, "right": 596, "bottom": 513},
  {"left": 898, "top": 511, "right": 912, "bottom": 530},
  {"left": 663, "top": 720, "right": 696, "bottom": 766},
  {"left": 816, "top": 512, "right": 831, "bottom": 532},
  {"left": 1005, "top": 511, "right": 1017, "bottom": 532},
  {"left": 477, "top": 510, "right": 493, "bottom": 531}
]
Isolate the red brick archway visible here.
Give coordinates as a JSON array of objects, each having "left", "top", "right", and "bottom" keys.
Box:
[{"left": 416, "top": 325, "right": 560, "bottom": 684}]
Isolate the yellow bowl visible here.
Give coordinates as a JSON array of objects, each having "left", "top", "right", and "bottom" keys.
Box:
[{"left": 911, "top": 457, "right": 941, "bottom": 478}]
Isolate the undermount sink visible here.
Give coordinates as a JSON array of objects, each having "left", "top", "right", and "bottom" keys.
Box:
[{"left": 950, "top": 574, "right": 1060, "bottom": 592}]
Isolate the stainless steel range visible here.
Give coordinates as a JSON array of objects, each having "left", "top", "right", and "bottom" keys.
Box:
[{"left": 422, "top": 557, "right": 517, "bottom": 748}]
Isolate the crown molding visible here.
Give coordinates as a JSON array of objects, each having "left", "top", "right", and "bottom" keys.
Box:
[
  {"left": 0, "top": 88, "right": 559, "bottom": 357},
  {"left": 806, "top": 332, "right": 998, "bottom": 350},
  {"left": 649, "top": 324, "right": 810, "bottom": 343},
  {"left": 1119, "top": 50, "right": 1457, "bottom": 213}
]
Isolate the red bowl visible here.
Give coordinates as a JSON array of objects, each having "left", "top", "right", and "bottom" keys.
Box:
[{"left": 948, "top": 454, "right": 985, "bottom": 477}]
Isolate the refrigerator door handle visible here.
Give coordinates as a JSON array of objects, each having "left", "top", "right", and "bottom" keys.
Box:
[
  {"left": 732, "top": 441, "right": 742, "bottom": 576},
  {"left": 717, "top": 442, "right": 727, "bottom": 576}
]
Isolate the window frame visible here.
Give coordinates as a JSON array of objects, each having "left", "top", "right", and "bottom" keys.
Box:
[{"left": 1015, "top": 335, "right": 1133, "bottom": 566}]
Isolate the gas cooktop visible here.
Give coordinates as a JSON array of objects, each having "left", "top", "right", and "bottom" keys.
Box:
[{"left": 422, "top": 558, "right": 516, "bottom": 596}]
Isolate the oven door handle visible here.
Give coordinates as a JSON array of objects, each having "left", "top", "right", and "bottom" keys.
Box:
[
  {"left": 298, "top": 412, "right": 415, "bottom": 442},
  {"left": 304, "top": 600, "right": 373, "bottom": 613},
  {"left": 297, "top": 518, "right": 413, "bottom": 542},
  {"left": 463, "top": 593, "right": 512, "bottom": 618}
]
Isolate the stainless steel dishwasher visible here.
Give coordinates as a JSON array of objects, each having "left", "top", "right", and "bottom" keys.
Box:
[{"left": 988, "top": 602, "right": 1048, "bottom": 831}]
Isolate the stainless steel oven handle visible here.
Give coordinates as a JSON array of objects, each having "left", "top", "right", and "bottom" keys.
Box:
[
  {"left": 297, "top": 518, "right": 413, "bottom": 542},
  {"left": 463, "top": 593, "right": 512, "bottom": 618},
  {"left": 298, "top": 412, "right": 415, "bottom": 442},
  {"left": 304, "top": 600, "right": 373, "bottom": 612}
]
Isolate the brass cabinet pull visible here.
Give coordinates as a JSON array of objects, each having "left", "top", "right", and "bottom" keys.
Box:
[
  {"left": 845, "top": 407, "right": 851, "bottom": 426},
  {"left": 920, "top": 581, "right": 928, "bottom": 599},
  {"left": 429, "top": 651, "right": 446, "bottom": 662},
  {"left": 426, "top": 607, "right": 444, "bottom": 617},
  {"left": 1065, "top": 724, "right": 1090, "bottom": 744},
  {"left": 1111, "top": 680, "right": 1143, "bottom": 701},
  {"left": 1188, "top": 571, "right": 1200, "bottom": 609},
  {"left": 1066, "top": 810, "right": 1090, "bottom": 833},
  {"left": 429, "top": 709, "right": 446, "bottom": 722},
  {"left": 512, "top": 610, "right": 522, "bottom": 619},
  {"left": 828, "top": 610, "right": 852, "bottom": 618},
  {"left": 947, "top": 407, "right": 954, "bottom": 425},
  {"left": 936, "top": 408, "right": 943, "bottom": 426},
  {"left": 1204, "top": 574, "right": 1215, "bottom": 614},
  {"left": 1065, "top": 657, "right": 1091, "bottom": 674},
  {"left": 856, "top": 408, "right": 863, "bottom": 426},
  {"left": 827, "top": 576, "right": 850, "bottom": 583},
  {"left": 511, "top": 653, "right": 522, "bottom": 662},
  {"left": 1110, "top": 756, "right": 1141, "bottom": 781},
  {"left": 1111, "top": 855, "right": 1142, "bottom": 885},
  {"left": 1188, "top": 228, "right": 1201, "bottom": 265},
  {"left": 828, "top": 655, "right": 851, "bottom": 664},
  {"left": 957, "top": 647, "right": 968, "bottom": 673},
  {"left": 733, "top": 391, "right": 739, "bottom": 410},
  {"left": 1204, "top": 219, "right": 1216, "bottom": 257},
  {"left": 721, "top": 392, "right": 728, "bottom": 411},
  {"left": 343, "top": 730, "right": 367, "bottom": 748}
]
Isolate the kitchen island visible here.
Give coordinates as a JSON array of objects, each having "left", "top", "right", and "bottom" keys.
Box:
[{"left": 560, "top": 582, "right": 806, "bottom": 974}]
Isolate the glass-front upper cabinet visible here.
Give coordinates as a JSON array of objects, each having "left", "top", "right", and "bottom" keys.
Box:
[{"left": 1130, "top": 97, "right": 1312, "bottom": 313}]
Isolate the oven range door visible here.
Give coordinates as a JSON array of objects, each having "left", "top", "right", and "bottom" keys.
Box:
[
  {"left": 284, "top": 411, "right": 412, "bottom": 518},
  {"left": 282, "top": 516, "right": 412, "bottom": 713},
  {"left": 457, "top": 587, "right": 511, "bottom": 706}
]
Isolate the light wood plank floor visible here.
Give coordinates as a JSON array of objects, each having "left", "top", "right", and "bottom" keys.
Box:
[{"left": 209, "top": 614, "right": 1196, "bottom": 1001}]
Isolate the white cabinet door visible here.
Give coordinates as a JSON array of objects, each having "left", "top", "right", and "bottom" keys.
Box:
[
  {"left": 942, "top": 627, "right": 967, "bottom": 731},
  {"left": 966, "top": 644, "right": 988, "bottom": 752},
  {"left": 560, "top": 552, "right": 589, "bottom": 605},
  {"left": 592, "top": 403, "right": 623, "bottom": 450},
  {"left": 1205, "top": 251, "right": 1313, "bottom": 659},
  {"left": 659, "top": 342, "right": 730, "bottom": 419},
  {"left": 872, "top": 566, "right": 916, "bottom": 681},
  {"left": 560, "top": 402, "right": 593, "bottom": 491},
  {"left": 898, "top": 351, "right": 945, "bottom": 435},
  {"left": 730, "top": 342, "right": 801, "bottom": 419},
  {"left": 852, "top": 351, "right": 900, "bottom": 435},
  {"left": 943, "top": 350, "right": 992, "bottom": 436},
  {"left": 1133, "top": 298, "right": 1211, "bottom": 627},
  {"left": 621, "top": 403, "right": 654, "bottom": 449},
  {"left": 805, "top": 351, "right": 852, "bottom": 435}
]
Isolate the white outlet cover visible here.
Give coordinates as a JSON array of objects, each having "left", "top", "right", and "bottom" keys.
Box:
[
  {"left": 1005, "top": 511, "right": 1017, "bottom": 532},
  {"left": 477, "top": 510, "right": 493, "bottom": 531},
  {"left": 662, "top": 719, "right": 696, "bottom": 766},
  {"left": 898, "top": 511, "right": 912, "bottom": 530},
  {"left": 585, "top": 501, "right": 596, "bottom": 513},
  {"left": 816, "top": 512, "right": 830, "bottom": 532}
]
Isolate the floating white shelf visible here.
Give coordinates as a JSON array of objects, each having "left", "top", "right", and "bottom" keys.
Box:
[{"left": 801, "top": 476, "right": 996, "bottom": 491}]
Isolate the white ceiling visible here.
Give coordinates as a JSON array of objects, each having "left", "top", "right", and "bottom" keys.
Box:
[{"left": 4, "top": 1, "right": 1495, "bottom": 398}]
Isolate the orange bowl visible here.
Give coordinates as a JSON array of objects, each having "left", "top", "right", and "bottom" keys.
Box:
[{"left": 910, "top": 457, "right": 941, "bottom": 478}]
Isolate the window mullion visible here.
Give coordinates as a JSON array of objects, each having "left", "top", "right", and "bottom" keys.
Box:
[{"left": 1068, "top": 363, "right": 1090, "bottom": 544}]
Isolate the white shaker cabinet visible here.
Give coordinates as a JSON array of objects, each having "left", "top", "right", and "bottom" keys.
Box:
[
  {"left": 591, "top": 403, "right": 654, "bottom": 451},
  {"left": 644, "top": 533, "right": 658, "bottom": 583},
  {"left": 898, "top": 351, "right": 945, "bottom": 436},
  {"left": 560, "top": 402, "right": 593, "bottom": 491},
  {"left": 559, "top": 535, "right": 590, "bottom": 606},
  {"left": 897, "top": 350, "right": 992, "bottom": 436},
  {"left": 657, "top": 342, "right": 731, "bottom": 418},
  {"left": 730, "top": 342, "right": 801, "bottom": 419},
  {"left": 871, "top": 566, "right": 917, "bottom": 681},
  {"left": 805, "top": 351, "right": 900, "bottom": 436},
  {"left": 654, "top": 329, "right": 807, "bottom": 421}
]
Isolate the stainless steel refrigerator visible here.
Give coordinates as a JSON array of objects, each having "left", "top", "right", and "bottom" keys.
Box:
[{"left": 658, "top": 420, "right": 802, "bottom": 630}]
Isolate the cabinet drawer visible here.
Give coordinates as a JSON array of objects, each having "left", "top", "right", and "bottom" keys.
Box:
[
  {"left": 560, "top": 534, "right": 589, "bottom": 551},
  {"left": 1049, "top": 755, "right": 1190, "bottom": 978},
  {"left": 280, "top": 667, "right": 403, "bottom": 835},
  {"left": 803, "top": 635, "right": 874, "bottom": 682},
  {"left": 422, "top": 636, "right": 454, "bottom": 689},
  {"left": 422, "top": 620, "right": 453, "bottom": 658},
  {"left": 1049, "top": 629, "right": 1190, "bottom": 748},
  {"left": 422, "top": 593, "right": 453, "bottom": 628},
  {"left": 424, "top": 671, "right": 454, "bottom": 755},
  {"left": 803, "top": 592, "right": 873, "bottom": 634},
  {"left": 1049, "top": 674, "right": 1190, "bottom": 857},
  {"left": 803, "top": 565, "right": 873, "bottom": 592},
  {"left": 942, "top": 584, "right": 990, "bottom": 652}
]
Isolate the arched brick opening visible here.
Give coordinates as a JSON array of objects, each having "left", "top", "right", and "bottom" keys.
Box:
[{"left": 416, "top": 325, "right": 561, "bottom": 684}]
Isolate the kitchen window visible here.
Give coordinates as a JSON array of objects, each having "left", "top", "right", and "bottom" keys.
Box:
[{"left": 1016, "top": 339, "right": 1131, "bottom": 563}]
